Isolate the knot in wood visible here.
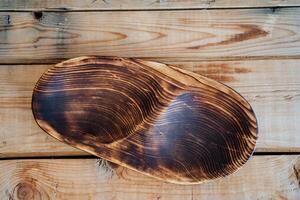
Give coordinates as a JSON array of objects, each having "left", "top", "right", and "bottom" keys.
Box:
[{"left": 14, "top": 182, "right": 35, "bottom": 200}]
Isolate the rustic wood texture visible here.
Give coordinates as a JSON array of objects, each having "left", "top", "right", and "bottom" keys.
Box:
[
  {"left": 1, "top": 59, "right": 300, "bottom": 159},
  {"left": 0, "top": 8, "right": 300, "bottom": 64},
  {"left": 0, "top": 65, "right": 85, "bottom": 158},
  {"left": 0, "top": 0, "right": 298, "bottom": 197},
  {"left": 32, "top": 56, "right": 258, "bottom": 184},
  {"left": 0, "top": 156, "right": 300, "bottom": 199},
  {"left": 1, "top": 0, "right": 299, "bottom": 10}
]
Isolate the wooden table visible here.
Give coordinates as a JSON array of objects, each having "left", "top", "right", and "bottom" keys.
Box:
[{"left": 0, "top": 1, "right": 300, "bottom": 199}]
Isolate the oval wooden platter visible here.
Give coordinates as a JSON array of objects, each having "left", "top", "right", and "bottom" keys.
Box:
[{"left": 32, "top": 56, "right": 258, "bottom": 184}]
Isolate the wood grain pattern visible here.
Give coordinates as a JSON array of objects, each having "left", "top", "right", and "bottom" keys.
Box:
[
  {"left": 1, "top": 8, "right": 300, "bottom": 64},
  {"left": 0, "top": 65, "right": 85, "bottom": 158},
  {"left": 0, "top": 1, "right": 298, "bottom": 198},
  {"left": 1, "top": 59, "right": 300, "bottom": 158},
  {"left": 0, "top": 156, "right": 300, "bottom": 199},
  {"left": 1, "top": 0, "right": 299, "bottom": 10},
  {"left": 31, "top": 56, "right": 258, "bottom": 184}
]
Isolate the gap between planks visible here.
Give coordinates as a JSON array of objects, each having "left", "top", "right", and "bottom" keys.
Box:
[
  {"left": 0, "top": 0, "right": 300, "bottom": 11},
  {"left": 1, "top": 152, "right": 300, "bottom": 161},
  {"left": 0, "top": 6, "right": 300, "bottom": 12},
  {"left": 1, "top": 55, "right": 300, "bottom": 65}
]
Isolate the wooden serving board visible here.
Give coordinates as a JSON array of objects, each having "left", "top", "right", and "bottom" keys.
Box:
[{"left": 31, "top": 56, "right": 257, "bottom": 184}]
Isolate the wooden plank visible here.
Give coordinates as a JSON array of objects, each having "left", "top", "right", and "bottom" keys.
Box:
[
  {"left": 0, "top": 8, "right": 300, "bottom": 64},
  {"left": 0, "top": 59, "right": 299, "bottom": 158},
  {"left": 0, "top": 156, "right": 300, "bottom": 199},
  {"left": 0, "top": 0, "right": 299, "bottom": 10}
]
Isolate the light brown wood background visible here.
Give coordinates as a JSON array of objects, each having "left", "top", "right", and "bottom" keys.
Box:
[{"left": 0, "top": 1, "right": 300, "bottom": 199}]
